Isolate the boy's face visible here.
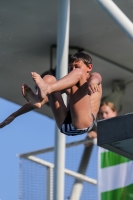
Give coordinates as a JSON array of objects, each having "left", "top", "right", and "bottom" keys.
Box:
[{"left": 69, "top": 60, "right": 92, "bottom": 77}]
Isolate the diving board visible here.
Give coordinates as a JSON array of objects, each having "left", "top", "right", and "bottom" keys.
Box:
[{"left": 97, "top": 113, "right": 133, "bottom": 160}]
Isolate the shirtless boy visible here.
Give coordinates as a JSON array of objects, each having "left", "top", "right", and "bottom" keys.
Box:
[
  {"left": 23, "top": 52, "right": 102, "bottom": 136},
  {"left": 0, "top": 52, "right": 102, "bottom": 136}
]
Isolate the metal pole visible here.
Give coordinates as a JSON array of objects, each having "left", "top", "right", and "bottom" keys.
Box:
[
  {"left": 54, "top": 0, "right": 70, "bottom": 200},
  {"left": 95, "top": 0, "right": 133, "bottom": 41}
]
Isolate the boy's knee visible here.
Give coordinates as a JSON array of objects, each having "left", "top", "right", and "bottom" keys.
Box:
[
  {"left": 75, "top": 68, "right": 86, "bottom": 79},
  {"left": 42, "top": 75, "right": 57, "bottom": 84}
]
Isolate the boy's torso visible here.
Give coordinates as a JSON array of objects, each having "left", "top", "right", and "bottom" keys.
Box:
[
  {"left": 90, "top": 83, "right": 102, "bottom": 119},
  {"left": 65, "top": 83, "right": 102, "bottom": 119}
]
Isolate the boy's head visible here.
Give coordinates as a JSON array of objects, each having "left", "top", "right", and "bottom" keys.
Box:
[
  {"left": 69, "top": 52, "right": 92, "bottom": 66},
  {"left": 69, "top": 52, "right": 93, "bottom": 75}
]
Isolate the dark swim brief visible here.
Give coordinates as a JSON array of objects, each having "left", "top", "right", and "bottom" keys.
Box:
[{"left": 60, "top": 110, "right": 97, "bottom": 136}]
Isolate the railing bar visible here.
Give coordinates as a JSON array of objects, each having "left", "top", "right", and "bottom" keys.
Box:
[
  {"left": 17, "top": 138, "right": 96, "bottom": 157},
  {"left": 25, "top": 156, "right": 97, "bottom": 185}
]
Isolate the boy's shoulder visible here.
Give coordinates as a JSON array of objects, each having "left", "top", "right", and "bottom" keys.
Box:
[
  {"left": 91, "top": 72, "right": 101, "bottom": 76},
  {"left": 89, "top": 72, "right": 102, "bottom": 85},
  {"left": 91, "top": 72, "right": 102, "bottom": 79}
]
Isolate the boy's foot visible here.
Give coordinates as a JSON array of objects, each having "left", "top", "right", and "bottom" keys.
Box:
[
  {"left": 21, "top": 84, "right": 42, "bottom": 108},
  {"left": 31, "top": 72, "right": 49, "bottom": 99}
]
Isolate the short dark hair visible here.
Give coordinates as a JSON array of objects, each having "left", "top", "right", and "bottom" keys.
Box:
[{"left": 69, "top": 52, "right": 92, "bottom": 66}]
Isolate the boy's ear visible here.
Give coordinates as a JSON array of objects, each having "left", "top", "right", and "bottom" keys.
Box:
[{"left": 87, "top": 64, "right": 93, "bottom": 71}]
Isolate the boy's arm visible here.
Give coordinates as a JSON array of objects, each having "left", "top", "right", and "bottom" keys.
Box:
[
  {"left": 88, "top": 72, "right": 102, "bottom": 94},
  {"left": 0, "top": 103, "right": 35, "bottom": 128}
]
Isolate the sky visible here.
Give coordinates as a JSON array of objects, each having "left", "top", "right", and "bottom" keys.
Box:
[{"left": 0, "top": 97, "right": 86, "bottom": 200}]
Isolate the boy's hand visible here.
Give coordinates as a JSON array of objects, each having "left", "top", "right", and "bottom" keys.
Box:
[
  {"left": 88, "top": 82, "right": 100, "bottom": 94},
  {"left": 0, "top": 116, "right": 15, "bottom": 128}
]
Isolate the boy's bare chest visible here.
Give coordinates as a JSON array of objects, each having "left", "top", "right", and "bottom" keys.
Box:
[{"left": 90, "top": 88, "right": 102, "bottom": 118}]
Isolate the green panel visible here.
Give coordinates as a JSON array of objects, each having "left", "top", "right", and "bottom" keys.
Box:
[
  {"left": 101, "top": 184, "right": 133, "bottom": 200},
  {"left": 101, "top": 151, "right": 130, "bottom": 168}
]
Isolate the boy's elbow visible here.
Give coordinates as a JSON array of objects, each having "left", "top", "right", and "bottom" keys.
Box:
[
  {"left": 92, "top": 72, "right": 102, "bottom": 84},
  {"left": 98, "top": 74, "right": 102, "bottom": 84}
]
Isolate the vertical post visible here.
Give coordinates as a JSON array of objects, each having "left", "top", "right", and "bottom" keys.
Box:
[
  {"left": 47, "top": 167, "right": 53, "bottom": 200},
  {"left": 19, "top": 159, "right": 23, "bottom": 200},
  {"left": 95, "top": 0, "right": 133, "bottom": 41},
  {"left": 53, "top": 0, "right": 70, "bottom": 200}
]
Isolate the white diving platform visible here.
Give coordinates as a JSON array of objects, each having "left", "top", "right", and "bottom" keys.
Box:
[{"left": 97, "top": 113, "right": 133, "bottom": 160}]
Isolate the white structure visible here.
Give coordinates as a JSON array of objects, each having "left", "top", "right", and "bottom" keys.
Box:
[
  {"left": 54, "top": 0, "right": 133, "bottom": 199},
  {"left": 18, "top": 138, "right": 97, "bottom": 200},
  {"left": 95, "top": 0, "right": 133, "bottom": 41},
  {"left": 54, "top": 0, "right": 70, "bottom": 199}
]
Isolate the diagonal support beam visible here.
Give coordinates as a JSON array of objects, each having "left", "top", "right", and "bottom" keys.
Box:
[
  {"left": 69, "top": 144, "right": 94, "bottom": 200},
  {"left": 95, "top": 0, "right": 133, "bottom": 41}
]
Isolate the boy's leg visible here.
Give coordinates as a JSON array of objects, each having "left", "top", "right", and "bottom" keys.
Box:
[
  {"left": 31, "top": 69, "right": 89, "bottom": 99},
  {"left": 21, "top": 84, "right": 47, "bottom": 109},
  {"left": 42, "top": 75, "right": 68, "bottom": 129},
  {"left": 22, "top": 76, "right": 68, "bottom": 129},
  {"left": 31, "top": 70, "right": 93, "bottom": 130},
  {"left": 69, "top": 77, "right": 93, "bottom": 129}
]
